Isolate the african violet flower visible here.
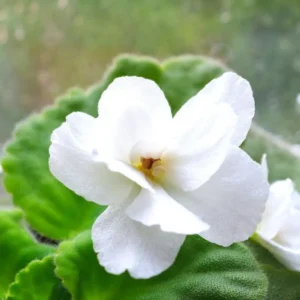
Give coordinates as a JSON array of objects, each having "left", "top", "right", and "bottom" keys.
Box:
[
  {"left": 49, "top": 73, "right": 268, "bottom": 278},
  {"left": 256, "top": 155, "right": 300, "bottom": 271}
]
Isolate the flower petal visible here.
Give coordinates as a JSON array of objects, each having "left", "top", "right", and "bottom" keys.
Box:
[
  {"left": 51, "top": 112, "right": 96, "bottom": 151},
  {"left": 274, "top": 208, "right": 300, "bottom": 249},
  {"left": 256, "top": 234, "right": 300, "bottom": 271},
  {"left": 92, "top": 205, "right": 185, "bottom": 279},
  {"left": 107, "top": 160, "right": 154, "bottom": 191},
  {"left": 292, "top": 190, "right": 300, "bottom": 211},
  {"left": 50, "top": 120, "right": 133, "bottom": 205},
  {"left": 97, "top": 76, "right": 172, "bottom": 162},
  {"left": 167, "top": 146, "right": 269, "bottom": 246},
  {"left": 177, "top": 72, "right": 254, "bottom": 146},
  {"left": 260, "top": 154, "right": 269, "bottom": 179},
  {"left": 163, "top": 102, "right": 237, "bottom": 191},
  {"left": 257, "top": 179, "right": 294, "bottom": 240},
  {"left": 126, "top": 185, "right": 209, "bottom": 235},
  {"left": 64, "top": 112, "right": 98, "bottom": 152}
]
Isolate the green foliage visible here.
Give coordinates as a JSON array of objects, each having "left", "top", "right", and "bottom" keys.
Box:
[
  {"left": 0, "top": 210, "right": 54, "bottom": 298},
  {"left": 55, "top": 231, "right": 267, "bottom": 300},
  {"left": 246, "top": 240, "right": 300, "bottom": 300},
  {"left": 6, "top": 255, "right": 71, "bottom": 300}
]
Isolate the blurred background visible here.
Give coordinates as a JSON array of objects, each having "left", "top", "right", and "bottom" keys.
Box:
[{"left": 0, "top": 0, "right": 299, "bottom": 191}]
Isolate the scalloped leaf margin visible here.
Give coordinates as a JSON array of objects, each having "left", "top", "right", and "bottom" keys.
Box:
[
  {"left": 6, "top": 255, "right": 71, "bottom": 300},
  {"left": 0, "top": 210, "right": 54, "bottom": 298}
]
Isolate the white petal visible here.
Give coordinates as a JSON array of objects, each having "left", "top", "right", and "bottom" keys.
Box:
[
  {"left": 98, "top": 76, "right": 172, "bottom": 126},
  {"left": 51, "top": 113, "right": 94, "bottom": 151},
  {"left": 274, "top": 208, "right": 300, "bottom": 249},
  {"left": 292, "top": 190, "right": 300, "bottom": 211},
  {"left": 92, "top": 205, "right": 185, "bottom": 279},
  {"left": 260, "top": 153, "right": 269, "bottom": 179},
  {"left": 107, "top": 160, "right": 154, "bottom": 191},
  {"left": 163, "top": 102, "right": 237, "bottom": 191},
  {"left": 167, "top": 146, "right": 269, "bottom": 246},
  {"left": 50, "top": 121, "right": 133, "bottom": 205},
  {"left": 256, "top": 234, "right": 300, "bottom": 271},
  {"left": 126, "top": 185, "right": 209, "bottom": 235},
  {"left": 179, "top": 72, "right": 254, "bottom": 146},
  {"left": 129, "top": 139, "right": 167, "bottom": 165},
  {"left": 257, "top": 179, "right": 294, "bottom": 240},
  {"left": 97, "top": 76, "right": 172, "bottom": 162},
  {"left": 65, "top": 112, "right": 98, "bottom": 152},
  {"left": 102, "top": 105, "right": 153, "bottom": 162}
]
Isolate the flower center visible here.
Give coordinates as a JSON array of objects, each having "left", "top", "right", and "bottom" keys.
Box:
[
  {"left": 138, "top": 157, "right": 165, "bottom": 179},
  {"left": 141, "top": 157, "right": 159, "bottom": 170}
]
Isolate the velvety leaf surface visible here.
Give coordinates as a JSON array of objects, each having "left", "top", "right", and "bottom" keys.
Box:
[
  {"left": 246, "top": 240, "right": 300, "bottom": 300},
  {"left": 1, "top": 55, "right": 227, "bottom": 240},
  {"left": 0, "top": 210, "right": 54, "bottom": 298},
  {"left": 6, "top": 255, "right": 71, "bottom": 300},
  {"left": 55, "top": 231, "right": 267, "bottom": 300},
  {"left": 1, "top": 89, "right": 103, "bottom": 240}
]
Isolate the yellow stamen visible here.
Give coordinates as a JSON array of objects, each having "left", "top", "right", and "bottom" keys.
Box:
[
  {"left": 138, "top": 157, "right": 165, "bottom": 180},
  {"left": 140, "top": 157, "right": 160, "bottom": 170}
]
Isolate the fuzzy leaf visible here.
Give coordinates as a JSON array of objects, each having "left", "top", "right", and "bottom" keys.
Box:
[
  {"left": 6, "top": 255, "right": 71, "bottom": 300},
  {"left": 246, "top": 240, "right": 300, "bottom": 300},
  {"left": 0, "top": 210, "right": 54, "bottom": 298},
  {"left": 55, "top": 231, "right": 267, "bottom": 300},
  {"left": 1, "top": 55, "right": 226, "bottom": 240}
]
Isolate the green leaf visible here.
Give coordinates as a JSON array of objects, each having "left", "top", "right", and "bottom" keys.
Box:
[
  {"left": 160, "top": 55, "right": 227, "bottom": 114},
  {"left": 1, "top": 89, "right": 103, "bottom": 240},
  {"left": 0, "top": 210, "right": 54, "bottom": 298},
  {"left": 1, "top": 55, "right": 227, "bottom": 240},
  {"left": 246, "top": 240, "right": 300, "bottom": 300},
  {"left": 55, "top": 231, "right": 267, "bottom": 300},
  {"left": 102, "top": 55, "right": 227, "bottom": 114},
  {"left": 6, "top": 255, "right": 71, "bottom": 300}
]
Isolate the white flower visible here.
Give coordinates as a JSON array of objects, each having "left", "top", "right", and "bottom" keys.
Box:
[
  {"left": 49, "top": 73, "right": 268, "bottom": 279},
  {"left": 256, "top": 155, "right": 300, "bottom": 271}
]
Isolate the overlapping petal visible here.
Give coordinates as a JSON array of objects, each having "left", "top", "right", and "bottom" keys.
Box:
[
  {"left": 292, "top": 190, "right": 300, "bottom": 211},
  {"left": 97, "top": 77, "right": 172, "bottom": 162},
  {"left": 176, "top": 72, "right": 254, "bottom": 146},
  {"left": 92, "top": 204, "right": 185, "bottom": 279},
  {"left": 273, "top": 209, "right": 300, "bottom": 249},
  {"left": 167, "top": 146, "right": 268, "bottom": 246},
  {"left": 163, "top": 102, "right": 237, "bottom": 191},
  {"left": 256, "top": 234, "right": 300, "bottom": 271},
  {"left": 126, "top": 185, "right": 209, "bottom": 235},
  {"left": 64, "top": 112, "right": 99, "bottom": 152},
  {"left": 107, "top": 160, "right": 154, "bottom": 191},
  {"left": 49, "top": 114, "right": 134, "bottom": 205},
  {"left": 257, "top": 179, "right": 294, "bottom": 240},
  {"left": 256, "top": 156, "right": 300, "bottom": 271}
]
